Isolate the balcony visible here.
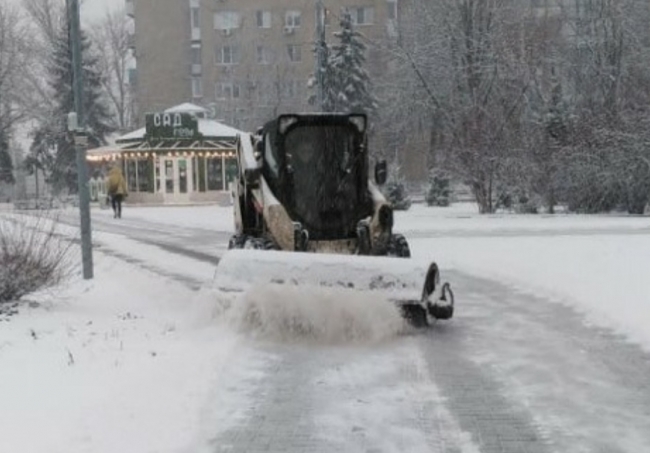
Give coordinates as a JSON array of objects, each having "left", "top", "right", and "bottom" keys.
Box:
[
  {"left": 125, "top": 0, "right": 134, "bottom": 18},
  {"left": 191, "top": 64, "right": 202, "bottom": 76},
  {"left": 127, "top": 68, "right": 137, "bottom": 87},
  {"left": 191, "top": 27, "right": 201, "bottom": 42},
  {"left": 127, "top": 32, "right": 136, "bottom": 50}
]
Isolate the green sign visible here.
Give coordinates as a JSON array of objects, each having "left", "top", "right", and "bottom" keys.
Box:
[{"left": 145, "top": 112, "right": 200, "bottom": 140}]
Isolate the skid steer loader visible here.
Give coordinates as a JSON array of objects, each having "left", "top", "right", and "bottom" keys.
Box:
[{"left": 215, "top": 113, "right": 454, "bottom": 327}]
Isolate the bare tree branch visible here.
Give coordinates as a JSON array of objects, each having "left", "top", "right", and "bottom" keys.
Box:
[{"left": 90, "top": 7, "right": 135, "bottom": 133}]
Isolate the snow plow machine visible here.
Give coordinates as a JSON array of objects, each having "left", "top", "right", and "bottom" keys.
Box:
[{"left": 215, "top": 113, "right": 454, "bottom": 327}]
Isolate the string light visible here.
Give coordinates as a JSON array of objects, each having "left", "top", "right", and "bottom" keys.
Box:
[{"left": 87, "top": 148, "right": 239, "bottom": 162}]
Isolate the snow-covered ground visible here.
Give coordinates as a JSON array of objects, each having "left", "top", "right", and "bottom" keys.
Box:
[
  {"left": 400, "top": 202, "right": 650, "bottom": 234},
  {"left": 91, "top": 204, "right": 236, "bottom": 233},
  {"left": 0, "top": 244, "right": 275, "bottom": 453},
  {"left": 1, "top": 201, "right": 649, "bottom": 452},
  {"left": 397, "top": 204, "right": 650, "bottom": 351}
]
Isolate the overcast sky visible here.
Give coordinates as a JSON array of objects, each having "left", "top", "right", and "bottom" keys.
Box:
[{"left": 79, "top": 0, "right": 122, "bottom": 24}]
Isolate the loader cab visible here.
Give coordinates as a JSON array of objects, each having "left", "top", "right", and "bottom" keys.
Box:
[{"left": 259, "top": 113, "right": 374, "bottom": 240}]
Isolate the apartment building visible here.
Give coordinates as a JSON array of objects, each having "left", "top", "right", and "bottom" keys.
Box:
[{"left": 127, "top": 0, "right": 399, "bottom": 133}]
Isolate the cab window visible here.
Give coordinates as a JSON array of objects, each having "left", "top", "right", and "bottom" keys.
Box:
[{"left": 264, "top": 135, "right": 279, "bottom": 179}]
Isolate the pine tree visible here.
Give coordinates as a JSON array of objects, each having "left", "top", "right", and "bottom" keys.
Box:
[
  {"left": 309, "top": 12, "right": 379, "bottom": 114},
  {"left": 328, "top": 12, "right": 378, "bottom": 113},
  {"left": 0, "top": 130, "right": 14, "bottom": 185},
  {"left": 28, "top": 15, "right": 114, "bottom": 194},
  {"left": 425, "top": 169, "right": 451, "bottom": 207},
  {"left": 382, "top": 162, "right": 412, "bottom": 210}
]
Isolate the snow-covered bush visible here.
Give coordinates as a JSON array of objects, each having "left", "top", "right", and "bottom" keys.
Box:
[
  {"left": 556, "top": 150, "right": 628, "bottom": 214},
  {"left": 381, "top": 161, "right": 412, "bottom": 210},
  {"left": 0, "top": 212, "right": 74, "bottom": 311},
  {"left": 622, "top": 164, "right": 650, "bottom": 214},
  {"left": 493, "top": 182, "right": 542, "bottom": 214},
  {"left": 425, "top": 169, "right": 451, "bottom": 207}
]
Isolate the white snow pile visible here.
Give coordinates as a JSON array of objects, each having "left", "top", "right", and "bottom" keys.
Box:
[
  {"left": 200, "top": 283, "right": 408, "bottom": 344},
  {"left": 0, "top": 250, "right": 267, "bottom": 453}
]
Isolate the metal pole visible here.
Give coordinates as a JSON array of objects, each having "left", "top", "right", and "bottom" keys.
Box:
[
  {"left": 315, "top": 0, "right": 327, "bottom": 112},
  {"left": 69, "top": 0, "right": 94, "bottom": 280}
]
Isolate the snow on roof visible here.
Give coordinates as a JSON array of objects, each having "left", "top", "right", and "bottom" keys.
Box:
[
  {"left": 116, "top": 127, "right": 147, "bottom": 142},
  {"left": 164, "top": 103, "right": 209, "bottom": 114},
  {"left": 103, "top": 131, "right": 123, "bottom": 147},
  {"left": 115, "top": 118, "right": 247, "bottom": 143},
  {"left": 197, "top": 118, "right": 246, "bottom": 138}
]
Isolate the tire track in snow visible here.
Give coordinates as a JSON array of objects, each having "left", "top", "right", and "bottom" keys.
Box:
[
  {"left": 418, "top": 322, "right": 552, "bottom": 453},
  {"left": 434, "top": 270, "right": 650, "bottom": 453},
  {"left": 211, "top": 343, "right": 324, "bottom": 452},
  {"left": 308, "top": 339, "right": 480, "bottom": 453},
  {"left": 210, "top": 339, "right": 481, "bottom": 453},
  {"left": 91, "top": 244, "right": 206, "bottom": 290},
  {"left": 32, "top": 209, "right": 230, "bottom": 264}
]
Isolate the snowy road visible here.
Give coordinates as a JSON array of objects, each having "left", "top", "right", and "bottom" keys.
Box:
[
  {"left": 204, "top": 270, "right": 650, "bottom": 453},
  {"left": 54, "top": 206, "right": 229, "bottom": 265},
  {"left": 13, "top": 204, "right": 648, "bottom": 453}
]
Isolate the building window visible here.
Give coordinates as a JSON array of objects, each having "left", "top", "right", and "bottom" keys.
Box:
[
  {"left": 207, "top": 157, "right": 224, "bottom": 191},
  {"left": 214, "top": 11, "right": 240, "bottom": 30},
  {"left": 324, "top": 8, "right": 332, "bottom": 26},
  {"left": 127, "top": 68, "right": 137, "bottom": 86},
  {"left": 192, "top": 77, "right": 203, "bottom": 98},
  {"left": 191, "top": 6, "right": 200, "bottom": 29},
  {"left": 126, "top": 160, "right": 137, "bottom": 192},
  {"left": 136, "top": 158, "right": 153, "bottom": 193},
  {"left": 225, "top": 157, "right": 238, "bottom": 186},
  {"left": 256, "top": 10, "right": 271, "bottom": 28},
  {"left": 282, "top": 80, "right": 300, "bottom": 98},
  {"left": 191, "top": 44, "right": 201, "bottom": 65},
  {"left": 257, "top": 45, "right": 271, "bottom": 64},
  {"left": 285, "top": 10, "right": 301, "bottom": 28},
  {"left": 287, "top": 44, "right": 302, "bottom": 62},
  {"left": 216, "top": 83, "right": 240, "bottom": 100},
  {"left": 387, "top": 0, "right": 397, "bottom": 20},
  {"left": 215, "top": 45, "right": 238, "bottom": 64},
  {"left": 348, "top": 7, "right": 374, "bottom": 25},
  {"left": 196, "top": 157, "right": 206, "bottom": 192},
  {"left": 233, "top": 108, "right": 248, "bottom": 129}
]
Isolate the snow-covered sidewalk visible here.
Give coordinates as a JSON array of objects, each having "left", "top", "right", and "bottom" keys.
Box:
[
  {"left": 0, "top": 247, "right": 268, "bottom": 453},
  {"left": 89, "top": 203, "right": 235, "bottom": 233}
]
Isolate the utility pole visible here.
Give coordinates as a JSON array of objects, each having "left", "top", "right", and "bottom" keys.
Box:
[
  {"left": 315, "top": 0, "right": 327, "bottom": 112},
  {"left": 68, "top": 0, "right": 94, "bottom": 280}
]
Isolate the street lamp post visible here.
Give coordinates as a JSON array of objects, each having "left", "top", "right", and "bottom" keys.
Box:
[
  {"left": 67, "top": 0, "right": 94, "bottom": 280},
  {"left": 315, "top": 0, "right": 327, "bottom": 112}
]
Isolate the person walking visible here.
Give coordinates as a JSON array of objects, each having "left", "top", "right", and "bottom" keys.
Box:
[{"left": 106, "top": 165, "right": 128, "bottom": 218}]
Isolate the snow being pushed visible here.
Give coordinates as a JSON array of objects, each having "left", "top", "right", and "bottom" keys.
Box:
[{"left": 199, "top": 283, "right": 407, "bottom": 345}]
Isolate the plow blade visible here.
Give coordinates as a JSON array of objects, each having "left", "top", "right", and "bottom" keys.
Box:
[{"left": 213, "top": 249, "right": 454, "bottom": 326}]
